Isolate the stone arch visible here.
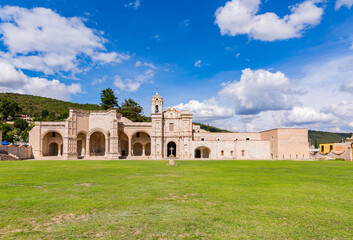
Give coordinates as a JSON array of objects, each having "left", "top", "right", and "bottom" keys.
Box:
[
  {"left": 89, "top": 131, "right": 106, "bottom": 156},
  {"left": 194, "top": 146, "right": 211, "bottom": 159},
  {"left": 42, "top": 131, "right": 63, "bottom": 156},
  {"left": 49, "top": 142, "right": 59, "bottom": 156},
  {"left": 167, "top": 141, "right": 176, "bottom": 157},
  {"left": 77, "top": 132, "right": 87, "bottom": 157},
  {"left": 88, "top": 128, "right": 107, "bottom": 139},
  {"left": 131, "top": 131, "right": 151, "bottom": 157},
  {"left": 145, "top": 142, "right": 151, "bottom": 156},
  {"left": 133, "top": 143, "right": 143, "bottom": 156},
  {"left": 118, "top": 131, "right": 129, "bottom": 157}
]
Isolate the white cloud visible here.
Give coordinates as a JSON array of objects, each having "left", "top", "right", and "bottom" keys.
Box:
[
  {"left": 114, "top": 69, "right": 154, "bottom": 92},
  {"left": 335, "top": 0, "right": 353, "bottom": 10},
  {"left": 136, "top": 61, "right": 157, "bottom": 69},
  {"left": 215, "top": 0, "right": 324, "bottom": 41},
  {"left": 0, "top": 61, "right": 81, "bottom": 100},
  {"left": 339, "top": 80, "right": 353, "bottom": 94},
  {"left": 173, "top": 98, "right": 233, "bottom": 121},
  {"left": 124, "top": 0, "right": 141, "bottom": 9},
  {"left": 91, "top": 76, "right": 106, "bottom": 85},
  {"left": 275, "top": 107, "right": 334, "bottom": 126},
  {"left": 194, "top": 60, "right": 202, "bottom": 68},
  {"left": 0, "top": 6, "right": 128, "bottom": 75},
  {"left": 322, "top": 101, "right": 353, "bottom": 120},
  {"left": 219, "top": 68, "right": 298, "bottom": 115}
]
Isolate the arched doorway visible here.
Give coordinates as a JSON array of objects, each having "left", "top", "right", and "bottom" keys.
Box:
[
  {"left": 133, "top": 143, "right": 143, "bottom": 156},
  {"left": 167, "top": 141, "right": 176, "bottom": 157},
  {"left": 131, "top": 131, "right": 151, "bottom": 157},
  {"left": 203, "top": 148, "right": 210, "bottom": 158},
  {"left": 90, "top": 132, "right": 105, "bottom": 156},
  {"left": 194, "top": 147, "right": 211, "bottom": 159},
  {"left": 49, "top": 142, "right": 59, "bottom": 156},
  {"left": 145, "top": 143, "right": 151, "bottom": 156},
  {"left": 195, "top": 149, "right": 201, "bottom": 158},
  {"left": 42, "top": 131, "right": 63, "bottom": 156},
  {"left": 119, "top": 132, "right": 129, "bottom": 157},
  {"left": 77, "top": 132, "right": 86, "bottom": 156}
]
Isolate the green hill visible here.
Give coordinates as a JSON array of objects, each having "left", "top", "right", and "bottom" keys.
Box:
[
  {"left": 0, "top": 93, "right": 102, "bottom": 117},
  {"left": 308, "top": 130, "right": 352, "bottom": 145},
  {"left": 193, "top": 122, "right": 230, "bottom": 133}
]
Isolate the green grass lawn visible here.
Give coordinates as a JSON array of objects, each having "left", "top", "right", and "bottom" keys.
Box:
[{"left": 0, "top": 160, "right": 352, "bottom": 239}]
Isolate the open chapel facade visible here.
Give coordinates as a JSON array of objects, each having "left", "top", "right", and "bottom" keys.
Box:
[{"left": 29, "top": 92, "right": 310, "bottom": 160}]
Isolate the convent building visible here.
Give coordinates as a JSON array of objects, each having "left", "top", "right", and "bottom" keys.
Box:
[{"left": 29, "top": 92, "right": 310, "bottom": 160}]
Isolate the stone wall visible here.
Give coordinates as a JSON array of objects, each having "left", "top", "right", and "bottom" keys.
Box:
[{"left": 0, "top": 131, "right": 33, "bottom": 159}]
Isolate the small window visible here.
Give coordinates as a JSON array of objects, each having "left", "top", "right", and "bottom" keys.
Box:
[
  {"left": 241, "top": 150, "right": 245, "bottom": 156},
  {"left": 217, "top": 138, "right": 221, "bottom": 141},
  {"left": 271, "top": 136, "right": 274, "bottom": 140},
  {"left": 283, "top": 154, "right": 285, "bottom": 159},
  {"left": 246, "top": 138, "right": 250, "bottom": 141},
  {"left": 221, "top": 151, "right": 224, "bottom": 156},
  {"left": 198, "top": 130, "right": 200, "bottom": 133},
  {"left": 201, "top": 138, "right": 205, "bottom": 141},
  {"left": 52, "top": 132, "right": 56, "bottom": 137},
  {"left": 155, "top": 105, "right": 159, "bottom": 113},
  {"left": 330, "top": 145, "right": 333, "bottom": 151},
  {"left": 235, "top": 138, "right": 238, "bottom": 141},
  {"left": 169, "top": 123, "right": 174, "bottom": 131},
  {"left": 230, "top": 151, "right": 233, "bottom": 156},
  {"left": 321, "top": 146, "right": 324, "bottom": 152},
  {"left": 137, "top": 132, "right": 140, "bottom": 137}
]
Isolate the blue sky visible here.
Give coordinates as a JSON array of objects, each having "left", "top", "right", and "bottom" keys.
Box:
[{"left": 1, "top": 0, "right": 353, "bottom": 132}]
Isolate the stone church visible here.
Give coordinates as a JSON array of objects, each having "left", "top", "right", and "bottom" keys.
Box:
[{"left": 29, "top": 92, "right": 310, "bottom": 160}]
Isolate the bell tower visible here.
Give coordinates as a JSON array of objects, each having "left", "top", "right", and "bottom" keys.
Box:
[
  {"left": 151, "top": 91, "right": 163, "bottom": 159},
  {"left": 151, "top": 90, "right": 163, "bottom": 114}
]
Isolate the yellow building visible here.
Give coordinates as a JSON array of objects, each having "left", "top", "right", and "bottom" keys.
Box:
[{"left": 319, "top": 143, "right": 345, "bottom": 154}]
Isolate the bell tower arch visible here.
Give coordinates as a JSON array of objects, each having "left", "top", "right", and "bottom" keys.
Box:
[{"left": 151, "top": 90, "right": 163, "bottom": 114}]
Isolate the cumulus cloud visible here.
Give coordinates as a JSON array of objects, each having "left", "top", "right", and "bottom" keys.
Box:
[
  {"left": 0, "top": 6, "right": 129, "bottom": 75},
  {"left": 275, "top": 107, "right": 334, "bottom": 126},
  {"left": 0, "top": 61, "right": 81, "bottom": 100},
  {"left": 173, "top": 98, "right": 233, "bottom": 121},
  {"left": 114, "top": 69, "right": 154, "bottom": 92},
  {"left": 215, "top": 0, "right": 324, "bottom": 41},
  {"left": 335, "top": 0, "right": 353, "bottom": 10},
  {"left": 219, "top": 68, "right": 298, "bottom": 115}
]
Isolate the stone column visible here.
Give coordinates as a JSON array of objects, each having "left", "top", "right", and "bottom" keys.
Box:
[
  {"left": 128, "top": 138, "right": 132, "bottom": 156},
  {"left": 105, "top": 137, "right": 109, "bottom": 156},
  {"left": 86, "top": 137, "right": 90, "bottom": 156},
  {"left": 142, "top": 144, "right": 145, "bottom": 156}
]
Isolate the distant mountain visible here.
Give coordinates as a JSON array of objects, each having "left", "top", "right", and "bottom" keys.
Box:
[{"left": 308, "top": 130, "right": 352, "bottom": 145}]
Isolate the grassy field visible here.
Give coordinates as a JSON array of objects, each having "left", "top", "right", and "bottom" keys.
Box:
[{"left": 0, "top": 160, "right": 352, "bottom": 239}]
